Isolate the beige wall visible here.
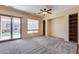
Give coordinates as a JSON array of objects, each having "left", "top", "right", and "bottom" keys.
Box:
[
  {"left": 47, "top": 16, "right": 68, "bottom": 41},
  {"left": 0, "top": 6, "right": 43, "bottom": 39},
  {"left": 45, "top": 6, "right": 79, "bottom": 44}
]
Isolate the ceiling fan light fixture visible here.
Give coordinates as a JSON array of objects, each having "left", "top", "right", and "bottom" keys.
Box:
[
  {"left": 36, "top": 8, "right": 52, "bottom": 16},
  {"left": 42, "top": 12, "right": 47, "bottom": 15}
]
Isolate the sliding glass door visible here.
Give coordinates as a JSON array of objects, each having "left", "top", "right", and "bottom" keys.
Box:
[
  {"left": 0, "top": 16, "right": 11, "bottom": 41},
  {"left": 12, "top": 18, "right": 21, "bottom": 39},
  {"left": 0, "top": 16, "right": 21, "bottom": 41}
]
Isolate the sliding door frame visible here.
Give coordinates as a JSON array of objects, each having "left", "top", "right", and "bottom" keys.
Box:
[
  {"left": 0, "top": 14, "right": 22, "bottom": 42},
  {"left": 11, "top": 17, "right": 22, "bottom": 40},
  {"left": 0, "top": 15, "right": 12, "bottom": 41}
]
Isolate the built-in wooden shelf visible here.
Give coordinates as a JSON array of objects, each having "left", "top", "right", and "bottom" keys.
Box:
[{"left": 69, "top": 13, "right": 78, "bottom": 43}]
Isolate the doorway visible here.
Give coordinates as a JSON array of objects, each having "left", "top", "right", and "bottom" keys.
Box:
[
  {"left": 43, "top": 20, "right": 45, "bottom": 36},
  {"left": 0, "top": 16, "right": 21, "bottom": 41},
  {"left": 69, "top": 13, "right": 78, "bottom": 43}
]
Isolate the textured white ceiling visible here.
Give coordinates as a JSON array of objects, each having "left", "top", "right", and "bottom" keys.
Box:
[{"left": 5, "top": 5, "right": 77, "bottom": 16}]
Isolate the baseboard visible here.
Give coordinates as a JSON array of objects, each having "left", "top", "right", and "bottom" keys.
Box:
[
  {"left": 48, "top": 35, "right": 64, "bottom": 41},
  {"left": 22, "top": 35, "right": 43, "bottom": 39}
]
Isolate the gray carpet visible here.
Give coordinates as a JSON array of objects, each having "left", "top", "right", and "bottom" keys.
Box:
[{"left": 0, "top": 36, "right": 77, "bottom": 54}]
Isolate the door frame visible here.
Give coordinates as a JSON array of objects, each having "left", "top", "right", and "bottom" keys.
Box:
[
  {"left": 43, "top": 20, "right": 45, "bottom": 36},
  {"left": 11, "top": 17, "right": 22, "bottom": 40}
]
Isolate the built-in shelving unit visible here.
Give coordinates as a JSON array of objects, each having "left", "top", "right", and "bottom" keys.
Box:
[{"left": 69, "top": 13, "right": 78, "bottom": 43}]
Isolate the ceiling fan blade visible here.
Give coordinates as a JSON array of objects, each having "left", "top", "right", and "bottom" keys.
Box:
[
  {"left": 47, "top": 12, "right": 52, "bottom": 14},
  {"left": 47, "top": 9, "right": 52, "bottom": 11},
  {"left": 40, "top": 9, "right": 43, "bottom": 11}
]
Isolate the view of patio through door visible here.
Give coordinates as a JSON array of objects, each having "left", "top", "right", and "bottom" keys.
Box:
[
  {"left": 12, "top": 18, "right": 21, "bottom": 39},
  {"left": 0, "top": 16, "right": 21, "bottom": 41}
]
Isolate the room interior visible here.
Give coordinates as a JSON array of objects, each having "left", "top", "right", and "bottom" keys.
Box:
[{"left": 0, "top": 5, "right": 78, "bottom": 54}]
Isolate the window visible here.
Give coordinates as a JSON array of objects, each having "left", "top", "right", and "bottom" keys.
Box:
[{"left": 27, "top": 19, "right": 39, "bottom": 33}]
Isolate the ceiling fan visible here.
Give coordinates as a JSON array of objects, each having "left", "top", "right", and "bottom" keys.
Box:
[{"left": 36, "top": 8, "right": 52, "bottom": 16}]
